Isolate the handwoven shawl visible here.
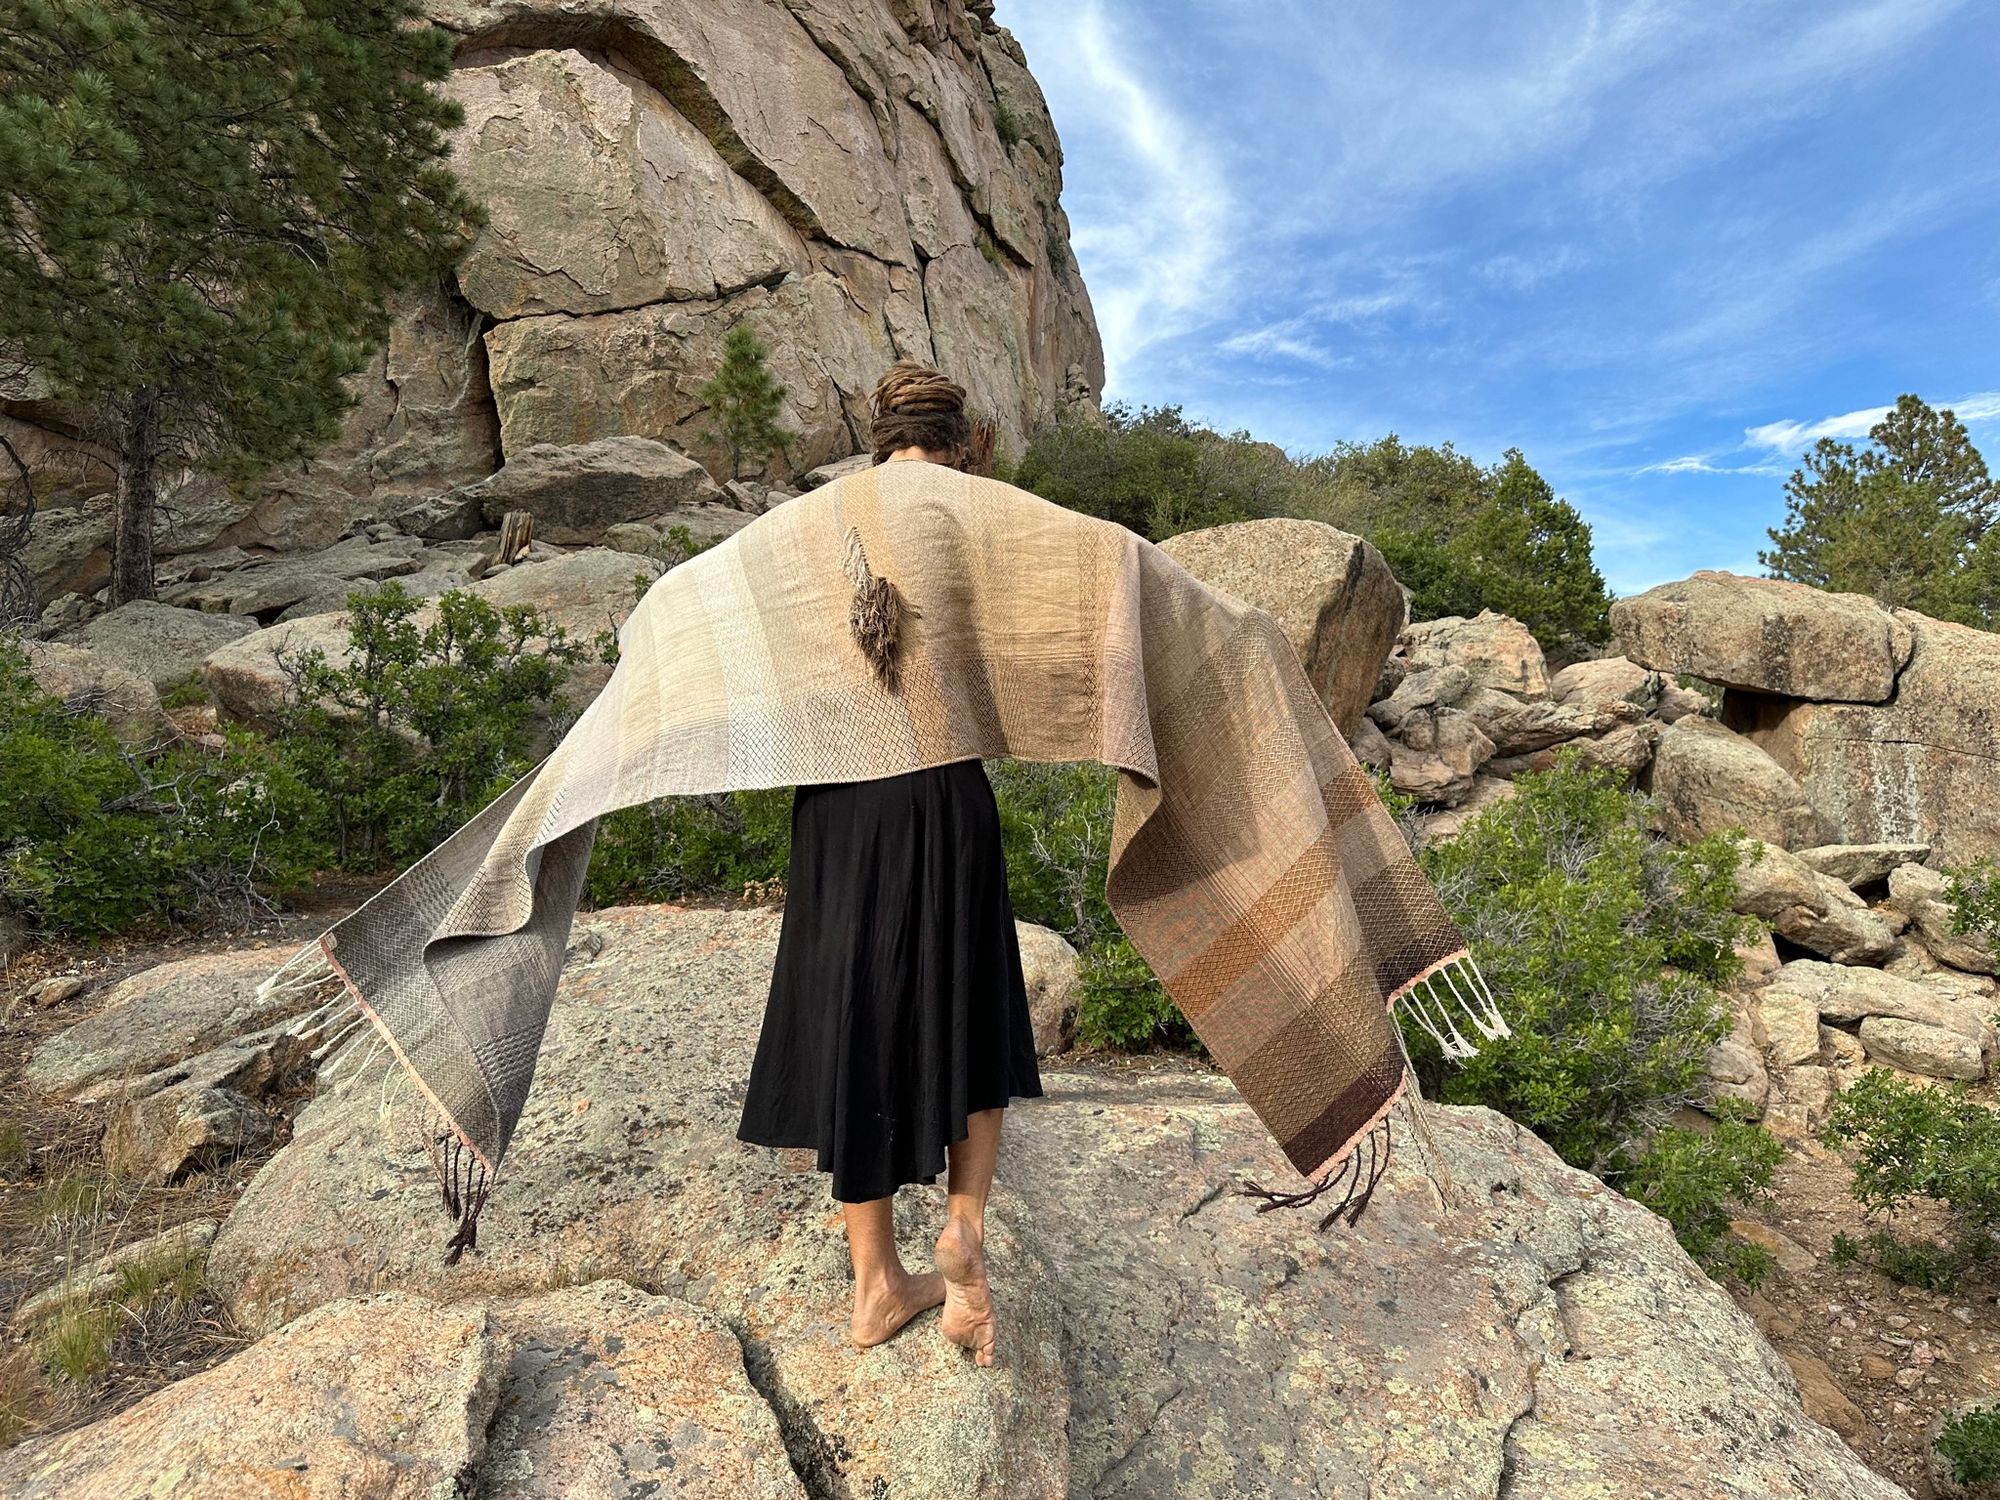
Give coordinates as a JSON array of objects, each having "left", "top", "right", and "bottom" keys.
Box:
[{"left": 263, "top": 460, "right": 1508, "bottom": 1259}]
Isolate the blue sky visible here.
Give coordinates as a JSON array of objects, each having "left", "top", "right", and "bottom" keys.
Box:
[{"left": 994, "top": 0, "right": 2000, "bottom": 595}]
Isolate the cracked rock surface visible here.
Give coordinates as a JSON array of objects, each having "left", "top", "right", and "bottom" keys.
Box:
[{"left": 181, "top": 904, "right": 1904, "bottom": 1499}]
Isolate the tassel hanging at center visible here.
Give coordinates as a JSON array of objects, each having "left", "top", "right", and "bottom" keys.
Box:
[
  {"left": 426, "top": 1120, "right": 492, "bottom": 1267},
  {"left": 842, "top": 525, "right": 903, "bottom": 689}
]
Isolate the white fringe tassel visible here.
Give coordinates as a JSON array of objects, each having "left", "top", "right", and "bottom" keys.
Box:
[
  {"left": 1396, "top": 953, "right": 1510, "bottom": 1060},
  {"left": 1386, "top": 951, "right": 1510, "bottom": 1208}
]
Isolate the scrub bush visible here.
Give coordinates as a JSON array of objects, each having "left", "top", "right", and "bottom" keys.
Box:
[
  {"left": 0, "top": 635, "right": 321, "bottom": 936},
  {"left": 274, "top": 581, "right": 579, "bottom": 867},
  {"left": 1412, "top": 752, "right": 1755, "bottom": 1172},
  {"left": 1937, "top": 1404, "right": 2000, "bottom": 1489},
  {"left": 1820, "top": 1068, "right": 2000, "bottom": 1289}
]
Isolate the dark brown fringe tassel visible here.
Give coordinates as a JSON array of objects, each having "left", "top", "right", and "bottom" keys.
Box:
[
  {"left": 429, "top": 1126, "right": 492, "bottom": 1267},
  {"left": 1237, "top": 1116, "right": 1393, "bottom": 1230}
]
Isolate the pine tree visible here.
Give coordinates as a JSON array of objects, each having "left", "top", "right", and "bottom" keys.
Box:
[
  {"left": 1761, "top": 395, "right": 1997, "bottom": 624},
  {"left": 699, "top": 323, "right": 788, "bottom": 480},
  {"left": 0, "top": 0, "right": 485, "bottom": 602}
]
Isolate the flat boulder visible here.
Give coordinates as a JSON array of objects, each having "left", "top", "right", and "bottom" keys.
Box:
[
  {"left": 1726, "top": 611, "right": 2000, "bottom": 864},
  {"left": 1400, "top": 609, "right": 1549, "bottom": 698},
  {"left": 202, "top": 548, "right": 665, "bottom": 724},
  {"left": 1611, "top": 570, "right": 1912, "bottom": 702},
  {"left": 1857, "top": 1015, "right": 1985, "bottom": 1080},
  {"left": 1159, "top": 518, "right": 1404, "bottom": 734},
  {"left": 0, "top": 1292, "right": 509, "bottom": 1499},
  {"left": 61, "top": 599, "right": 258, "bottom": 692},
  {"left": 464, "top": 436, "right": 725, "bottom": 545},
  {"left": 1795, "top": 843, "right": 1934, "bottom": 889},
  {"left": 25, "top": 947, "right": 295, "bottom": 1100},
  {"left": 164, "top": 533, "right": 428, "bottom": 619},
  {"left": 1648, "top": 716, "right": 1819, "bottom": 849},
  {"left": 207, "top": 904, "right": 1902, "bottom": 1499}
]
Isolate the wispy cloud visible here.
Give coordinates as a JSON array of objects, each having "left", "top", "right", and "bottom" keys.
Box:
[
  {"left": 1041, "top": 5, "right": 1232, "bottom": 391},
  {"left": 1745, "top": 391, "right": 2000, "bottom": 454},
  {"left": 1637, "top": 455, "right": 1788, "bottom": 477},
  {"left": 1219, "top": 320, "right": 1355, "bottom": 371}
]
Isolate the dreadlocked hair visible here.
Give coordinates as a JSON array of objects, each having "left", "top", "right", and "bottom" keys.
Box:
[{"left": 870, "top": 359, "right": 978, "bottom": 469}]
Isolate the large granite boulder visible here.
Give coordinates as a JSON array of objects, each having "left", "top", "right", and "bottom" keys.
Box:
[
  {"left": 1611, "top": 571, "right": 1913, "bottom": 702},
  {"left": 456, "top": 434, "right": 726, "bottom": 544},
  {"left": 59, "top": 599, "right": 259, "bottom": 692},
  {"left": 1158, "top": 519, "right": 1404, "bottom": 734},
  {"left": 0, "top": 1292, "right": 510, "bottom": 1499},
  {"left": 1648, "top": 716, "right": 1820, "bottom": 850},
  {"left": 201, "top": 547, "right": 664, "bottom": 724},
  {"left": 21, "top": 948, "right": 296, "bottom": 1100},
  {"left": 206, "top": 904, "right": 1901, "bottom": 1498},
  {"left": 1547, "top": 654, "right": 1662, "bottom": 709},
  {"left": 18, "top": 638, "right": 173, "bottom": 744},
  {"left": 1400, "top": 609, "right": 1550, "bottom": 698},
  {"left": 1726, "top": 611, "right": 2000, "bottom": 864}
]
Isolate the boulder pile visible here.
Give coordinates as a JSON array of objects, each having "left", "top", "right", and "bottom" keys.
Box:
[{"left": 1162, "top": 534, "right": 1999, "bottom": 1142}]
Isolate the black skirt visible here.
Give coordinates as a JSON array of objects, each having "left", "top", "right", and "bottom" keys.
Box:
[{"left": 735, "top": 756, "right": 1044, "bottom": 1202}]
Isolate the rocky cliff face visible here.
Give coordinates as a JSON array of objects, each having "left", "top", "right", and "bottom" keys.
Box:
[{"left": 7, "top": 0, "right": 1102, "bottom": 602}]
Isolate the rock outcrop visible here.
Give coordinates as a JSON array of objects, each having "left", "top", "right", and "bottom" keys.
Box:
[
  {"left": 155, "top": 903, "right": 1905, "bottom": 1498},
  {"left": 1724, "top": 612, "right": 2000, "bottom": 865},
  {"left": 1610, "top": 571, "right": 1913, "bottom": 702},
  {"left": 7, "top": 0, "right": 1103, "bottom": 604}
]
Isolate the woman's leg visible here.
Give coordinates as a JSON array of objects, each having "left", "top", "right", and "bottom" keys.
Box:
[
  {"left": 843, "top": 1194, "right": 944, "bottom": 1348},
  {"left": 934, "top": 1106, "right": 1003, "bottom": 1365}
]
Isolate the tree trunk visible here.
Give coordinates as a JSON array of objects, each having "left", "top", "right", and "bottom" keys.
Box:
[{"left": 110, "top": 384, "right": 162, "bottom": 604}]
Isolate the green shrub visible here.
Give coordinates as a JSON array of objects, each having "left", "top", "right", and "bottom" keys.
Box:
[
  {"left": 1823, "top": 1068, "right": 2000, "bottom": 1230},
  {"left": 1609, "top": 1109, "right": 1783, "bottom": 1280},
  {"left": 275, "top": 581, "right": 580, "bottom": 868},
  {"left": 584, "top": 789, "right": 794, "bottom": 908},
  {"left": 1938, "top": 1404, "right": 2000, "bottom": 1488},
  {"left": 1413, "top": 753, "right": 1755, "bottom": 1174},
  {"left": 0, "top": 636, "right": 322, "bottom": 936},
  {"left": 1945, "top": 858, "right": 2000, "bottom": 946},
  {"left": 1074, "top": 930, "right": 1192, "bottom": 1051},
  {"left": 1371, "top": 449, "right": 1612, "bottom": 649},
  {"left": 1826, "top": 1224, "right": 1983, "bottom": 1291},
  {"left": 990, "top": 759, "right": 1117, "bottom": 946},
  {"left": 987, "top": 758, "right": 1195, "bottom": 1052},
  {"left": 1013, "top": 404, "right": 1300, "bottom": 541},
  {"left": 993, "top": 97, "right": 1022, "bottom": 148},
  {"left": 1820, "top": 1068, "right": 2000, "bottom": 1287}
]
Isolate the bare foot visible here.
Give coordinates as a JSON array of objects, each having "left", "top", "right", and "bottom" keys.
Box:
[
  {"left": 850, "top": 1270, "right": 945, "bottom": 1348},
  {"left": 934, "top": 1217, "right": 997, "bottom": 1366}
]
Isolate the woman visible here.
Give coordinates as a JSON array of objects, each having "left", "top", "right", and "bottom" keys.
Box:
[{"left": 735, "top": 360, "right": 1042, "bottom": 1368}]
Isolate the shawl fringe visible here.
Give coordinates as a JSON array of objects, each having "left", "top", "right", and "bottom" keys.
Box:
[
  {"left": 1235, "top": 950, "right": 1504, "bottom": 1229},
  {"left": 257, "top": 939, "right": 496, "bottom": 1267}
]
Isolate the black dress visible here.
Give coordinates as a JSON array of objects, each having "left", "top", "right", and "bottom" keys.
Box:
[{"left": 735, "top": 756, "right": 1044, "bottom": 1202}]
